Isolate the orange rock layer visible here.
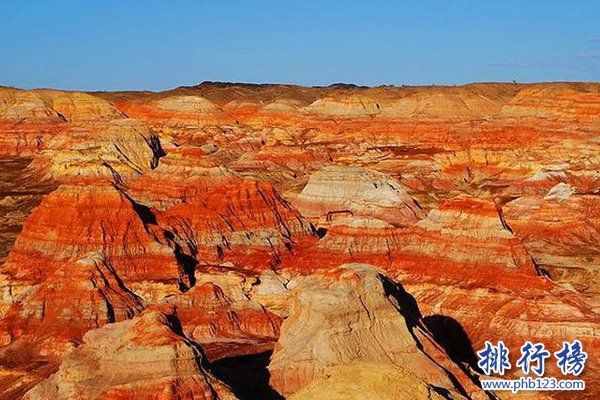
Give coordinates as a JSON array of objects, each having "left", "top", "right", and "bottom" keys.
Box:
[{"left": 1, "top": 81, "right": 600, "bottom": 399}]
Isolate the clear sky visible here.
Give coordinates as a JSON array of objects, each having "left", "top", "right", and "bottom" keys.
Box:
[{"left": 1, "top": 1, "right": 599, "bottom": 91}]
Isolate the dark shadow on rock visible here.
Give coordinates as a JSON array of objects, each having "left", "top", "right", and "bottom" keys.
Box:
[
  {"left": 380, "top": 275, "right": 470, "bottom": 398},
  {"left": 210, "top": 351, "right": 284, "bottom": 400},
  {"left": 129, "top": 198, "right": 158, "bottom": 225},
  {"left": 144, "top": 134, "right": 167, "bottom": 169},
  {"left": 172, "top": 243, "right": 197, "bottom": 291},
  {"left": 120, "top": 191, "right": 198, "bottom": 292},
  {"left": 116, "top": 186, "right": 158, "bottom": 226},
  {"left": 381, "top": 275, "right": 422, "bottom": 328},
  {"left": 165, "top": 312, "right": 186, "bottom": 337},
  {"left": 423, "top": 315, "right": 479, "bottom": 370},
  {"left": 428, "top": 384, "right": 452, "bottom": 399},
  {"left": 424, "top": 315, "right": 500, "bottom": 399},
  {"left": 380, "top": 274, "right": 499, "bottom": 400},
  {"left": 315, "top": 227, "right": 328, "bottom": 239}
]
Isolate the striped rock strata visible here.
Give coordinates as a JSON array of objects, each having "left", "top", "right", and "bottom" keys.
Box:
[
  {"left": 268, "top": 264, "right": 487, "bottom": 399},
  {"left": 23, "top": 306, "right": 237, "bottom": 400},
  {"left": 2, "top": 81, "right": 600, "bottom": 399}
]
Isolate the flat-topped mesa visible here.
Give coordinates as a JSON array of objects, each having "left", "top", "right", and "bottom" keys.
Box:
[
  {"left": 115, "top": 95, "right": 223, "bottom": 126},
  {"left": 23, "top": 306, "right": 237, "bottom": 400},
  {"left": 301, "top": 96, "right": 383, "bottom": 117},
  {"left": 262, "top": 98, "right": 304, "bottom": 113},
  {"left": 154, "top": 95, "right": 221, "bottom": 113},
  {"left": 300, "top": 87, "right": 508, "bottom": 119},
  {"left": 34, "top": 90, "right": 126, "bottom": 123},
  {"left": 268, "top": 264, "right": 485, "bottom": 399},
  {"left": 383, "top": 87, "right": 508, "bottom": 118},
  {"left": 294, "top": 165, "right": 424, "bottom": 226}
]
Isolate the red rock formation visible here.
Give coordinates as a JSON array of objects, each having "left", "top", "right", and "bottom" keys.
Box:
[
  {"left": 0, "top": 182, "right": 172, "bottom": 352},
  {"left": 504, "top": 192, "right": 600, "bottom": 311},
  {"left": 268, "top": 264, "right": 485, "bottom": 399},
  {"left": 22, "top": 306, "right": 237, "bottom": 400},
  {"left": 165, "top": 280, "right": 281, "bottom": 361},
  {"left": 499, "top": 83, "right": 600, "bottom": 125},
  {"left": 284, "top": 195, "right": 600, "bottom": 395},
  {"left": 2, "top": 81, "right": 600, "bottom": 399},
  {"left": 0, "top": 88, "right": 125, "bottom": 157},
  {"left": 0, "top": 175, "right": 308, "bottom": 351},
  {"left": 293, "top": 165, "right": 424, "bottom": 226}
]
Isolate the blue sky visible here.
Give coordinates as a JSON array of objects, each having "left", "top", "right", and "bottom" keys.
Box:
[{"left": 1, "top": 1, "right": 599, "bottom": 91}]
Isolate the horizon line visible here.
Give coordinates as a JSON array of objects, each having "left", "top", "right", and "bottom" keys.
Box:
[{"left": 2, "top": 79, "right": 600, "bottom": 94}]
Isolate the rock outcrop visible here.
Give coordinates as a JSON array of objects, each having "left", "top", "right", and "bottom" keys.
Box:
[
  {"left": 504, "top": 193, "right": 600, "bottom": 311},
  {"left": 0, "top": 182, "right": 173, "bottom": 353},
  {"left": 268, "top": 264, "right": 484, "bottom": 399},
  {"left": 0, "top": 88, "right": 123, "bottom": 125},
  {"left": 34, "top": 90, "right": 125, "bottom": 123},
  {"left": 154, "top": 96, "right": 220, "bottom": 113},
  {"left": 23, "top": 306, "right": 237, "bottom": 400},
  {"left": 0, "top": 89, "right": 65, "bottom": 123},
  {"left": 294, "top": 165, "right": 423, "bottom": 226},
  {"left": 499, "top": 83, "right": 600, "bottom": 124},
  {"left": 165, "top": 278, "right": 281, "bottom": 361}
]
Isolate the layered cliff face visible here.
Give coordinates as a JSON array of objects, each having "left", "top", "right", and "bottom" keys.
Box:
[
  {"left": 267, "top": 264, "right": 484, "bottom": 399},
  {"left": 293, "top": 165, "right": 424, "bottom": 226},
  {"left": 23, "top": 306, "right": 237, "bottom": 400},
  {"left": 0, "top": 87, "right": 125, "bottom": 157},
  {"left": 503, "top": 188, "right": 600, "bottom": 311},
  {"left": 498, "top": 84, "right": 600, "bottom": 125},
  {"left": 0, "top": 158, "right": 54, "bottom": 265},
  {"left": 1, "top": 81, "right": 600, "bottom": 399}
]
